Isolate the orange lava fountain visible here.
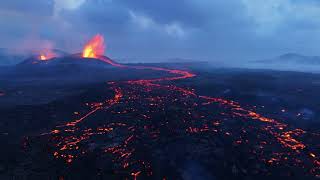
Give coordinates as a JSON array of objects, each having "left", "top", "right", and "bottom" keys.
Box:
[{"left": 82, "top": 34, "right": 105, "bottom": 58}]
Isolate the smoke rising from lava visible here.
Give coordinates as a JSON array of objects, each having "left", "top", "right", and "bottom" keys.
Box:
[{"left": 1, "top": 36, "right": 58, "bottom": 62}]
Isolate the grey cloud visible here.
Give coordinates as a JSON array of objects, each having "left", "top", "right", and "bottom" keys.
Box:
[
  {"left": 0, "top": 0, "right": 320, "bottom": 61},
  {"left": 117, "top": 0, "right": 205, "bottom": 28},
  {"left": 0, "top": 0, "right": 54, "bottom": 16}
]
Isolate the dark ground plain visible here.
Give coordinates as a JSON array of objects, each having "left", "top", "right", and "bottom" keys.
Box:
[{"left": 0, "top": 62, "right": 319, "bottom": 180}]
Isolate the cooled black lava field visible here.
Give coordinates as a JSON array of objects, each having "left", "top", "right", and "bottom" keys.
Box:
[{"left": 0, "top": 56, "right": 319, "bottom": 180}]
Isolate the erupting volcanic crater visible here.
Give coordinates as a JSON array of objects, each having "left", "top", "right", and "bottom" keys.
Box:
[{"left": 21, "top": 35, "right": 118, "bottom": 68}]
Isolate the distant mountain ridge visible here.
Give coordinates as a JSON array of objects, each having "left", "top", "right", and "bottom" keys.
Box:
[
  {"left": 244, "top": 53, "right": 320, "bottom": 73},
  {"left": 256, "top": 53, "right": 320, "bottom": 65}
]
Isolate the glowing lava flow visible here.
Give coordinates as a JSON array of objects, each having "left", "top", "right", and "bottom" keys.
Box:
[{"left": 38, "top": 35, "right": 319, "bottom": 179}]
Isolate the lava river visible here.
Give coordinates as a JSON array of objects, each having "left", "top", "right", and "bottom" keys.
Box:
[{"left": 32, "top": 37, "right": 319, "bottom": 179}]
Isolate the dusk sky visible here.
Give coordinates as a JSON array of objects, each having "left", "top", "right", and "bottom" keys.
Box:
[{"left": 1, "top": 0, "right": 320, "bottom": 61}]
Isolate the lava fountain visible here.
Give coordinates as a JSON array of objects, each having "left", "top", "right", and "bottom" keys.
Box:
[{"left": 82, "top": 34, "right": 105, "bottom": 58}]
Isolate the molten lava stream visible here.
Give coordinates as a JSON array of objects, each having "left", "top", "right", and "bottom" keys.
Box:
[{"left": 41, "top": 34, "right": 319, "bottom": 179}]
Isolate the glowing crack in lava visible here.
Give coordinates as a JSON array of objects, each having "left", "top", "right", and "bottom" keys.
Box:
[
  {"left": 82, "top": 34, "right": 105, "bottom": 58},
  {"left": 36, "top": 34, "right": 319, "bottom": 179}
]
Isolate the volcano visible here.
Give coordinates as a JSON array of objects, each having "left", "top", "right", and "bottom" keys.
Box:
[
  {"left": 12, "top": 55, "right": 120, "bottom": 82},
  {"left": 18, "top": 55, "right": 115, "bottom": 67}
]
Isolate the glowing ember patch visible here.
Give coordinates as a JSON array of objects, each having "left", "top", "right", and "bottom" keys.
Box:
[
  {"left": 82, "top": 34, "right": 105, "bottom": 58},
  {"left": 310, "top": 153, "right": 316, "bottom": 158},
  {"left": 40, "top": 55, "right": 47, "bottom": 60},
  {"left": 51, "top": 130, "right": 60, "bottom": 134},
  {"left": 54, "top": 152, "right": 59, "bottom": 157},
  {"left": 131, "top": 171, "right": 141, "bottom": 180}
]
